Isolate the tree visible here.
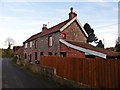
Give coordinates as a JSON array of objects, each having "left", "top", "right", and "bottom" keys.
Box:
[
  {"left": 83, "top": 23, "right": 98, "bottom": 43},
  {"left": 115, "top": 38, "right": 120, "bottom": 52},
  {"left": 5, "top": 37, "right": 15, "bottom": 49},
  {"left": 115, "top": 44, "right": 120, "bottom": 52},
  {"left": 83, "top": 23, "right": 105, "bottom": 48},
  {"left": 96, "top": 40, "right": 104, "bottom": 48}
]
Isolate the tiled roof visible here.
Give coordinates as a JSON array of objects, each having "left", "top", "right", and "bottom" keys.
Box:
[
  {"left": 15, "top": 46, "right": 24, "bottom": 56},
  {"left": 23, "top": 32, "right": 42, "bottom": 43},
  {"left": 23, "top": 19, "right": 70, "bottom": 43},
  {"left": 66, "top": 40, "right": 120, "bottom": 57}
]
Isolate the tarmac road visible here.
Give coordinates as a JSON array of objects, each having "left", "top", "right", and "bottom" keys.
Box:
[{"left": 2, "top": 58, "right": 58, "bottom": 88}]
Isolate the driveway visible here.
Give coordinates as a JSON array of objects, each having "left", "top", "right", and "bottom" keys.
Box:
[{"left": 2, "top": 58, "right": 59, "bottom": 88}]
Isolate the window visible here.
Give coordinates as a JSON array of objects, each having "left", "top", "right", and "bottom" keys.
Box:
[
  {"left": 25, "top": 53, "right": 27, "bottom": 59},
  {"left": 60, "top": 52, "right": 67, "bottom": 57},
  {"left": 62, "top": 33, "right": 66, "bottom": 39},
  {"left": 48, "top": 36, "right": 53, "bottom": 47},
  {"left": 48, "top": 52, "right": 52, "bottom": 55},
  {"left": 85, "top": 55, "right": 95, "bottom": 58},
  {"left": 85, "top": 53, "right": 95, "bottom": 58},
  {"left": 41, "top": 52, "right": 44, "bottom": 56},
  {"left": 54, "top": 53, "right": 57, "bottom": 55},
  {"left": 25, "top": 43, "right": 27, "bottom": 48},
  {"left": 35, "top": 52, "right": 37, "bottom": 60},
  {"left": 35, "top": 40, "right": 37, "bottom": 49},
  {"left": 30, "top": 41, "right": 32, "bottom": 48}
]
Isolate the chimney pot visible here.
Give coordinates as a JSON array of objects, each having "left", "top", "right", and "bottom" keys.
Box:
[
  {"left": 70, "top": 7, "right": 73, "bottom": 12},
  {"left": 43, "top": 24, "right": 47, "bottom": 28},
  {"left": 42, "top": 24, "right": 47, "bottom": 32},
  {"left": 69, "top": 7, "right": 77, "bottom": 20}
]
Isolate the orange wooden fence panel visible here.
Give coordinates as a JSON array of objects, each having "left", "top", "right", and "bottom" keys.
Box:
[{"left": 40, "top": 56, "right": 120, "bottom": 88}]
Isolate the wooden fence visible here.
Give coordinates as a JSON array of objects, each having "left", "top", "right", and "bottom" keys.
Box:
[{"left": 40, "top": 56, "right": 120, "bottom": 88}]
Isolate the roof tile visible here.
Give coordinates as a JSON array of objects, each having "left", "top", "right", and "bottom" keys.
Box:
[
  {"left": 66, "top": 40, "right": 120, "bottom": 57},
  {"left": 23, "top": 19, "right": 70, "bottom": 43}
]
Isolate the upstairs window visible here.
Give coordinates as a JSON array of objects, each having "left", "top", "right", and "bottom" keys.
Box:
[
  {"left": 30, "top": 41, "right": 32, "bottom": 48},
  {"left": 35, "top": 40, "right": 37, "bottom": 49},
  {"left": 62, "top": 33, "right": 66, "bottom": 39},
  {"left": 25, "top": 43, "right": 27, "bottom": 48},
  {"left": 48, "top": 36, "right": 53, "bottom": 47}
]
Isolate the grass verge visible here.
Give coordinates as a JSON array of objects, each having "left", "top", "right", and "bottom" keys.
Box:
[
  {"left": 10, "top": 59, "right": 61, "bottom": 87},
  {"left": 10, "top": 59, "right": 92, "bottom": 88}
]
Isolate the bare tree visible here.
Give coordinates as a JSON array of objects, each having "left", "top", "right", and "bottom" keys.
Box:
[{"left": 5, "top": 37, "right": 15, "bottom": 49}]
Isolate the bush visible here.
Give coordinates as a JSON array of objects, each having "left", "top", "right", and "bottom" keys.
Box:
[{"left": 12, "top": 56, "right": 17, "bottom": 63}]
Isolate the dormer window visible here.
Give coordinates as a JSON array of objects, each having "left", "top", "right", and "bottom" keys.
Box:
[{"left": 48, "top": 36, "right": 53, "bottom": 47}]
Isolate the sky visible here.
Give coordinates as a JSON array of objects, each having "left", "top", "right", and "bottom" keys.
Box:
[{"left": 0, "top": 0, "right": 119, "bottom": 49}]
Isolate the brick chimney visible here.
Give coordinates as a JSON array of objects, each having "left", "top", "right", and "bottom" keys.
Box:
[
  {"left": 42, "top": 24, "right": 47, "bottom": 32},
  {"left": 69, "top": 7, "right": 77, "bottom": 20}
]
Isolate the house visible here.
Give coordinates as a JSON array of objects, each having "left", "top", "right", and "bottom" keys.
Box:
[
  {"left": 23, "top": 8, "right": 120, "bottom": 63},
  {"left": 13, "top": 46, "right": 21, "bottom": 52},
  {"left": 15, "top": 46, "right": 24, "bottom": 64}
]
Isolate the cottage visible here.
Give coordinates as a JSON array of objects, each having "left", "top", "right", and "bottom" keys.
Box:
[
  {"left": 23, "top": 8, "right": 120, "bottom": 63},
  {"left": 14, "top": 46, "right": 24, "bottom": 64}
]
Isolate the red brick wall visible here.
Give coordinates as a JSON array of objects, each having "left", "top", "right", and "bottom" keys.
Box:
[
  {"left": 60, "top": 42, "right": 85, "bottom": 58},
  {"left": 61, "top": 21, "right": 87, "bottom": 43}
]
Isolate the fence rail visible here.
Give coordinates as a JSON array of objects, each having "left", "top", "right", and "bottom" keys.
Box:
[{"left": 40, "top": 56, "right": 120, "bottom": 88}]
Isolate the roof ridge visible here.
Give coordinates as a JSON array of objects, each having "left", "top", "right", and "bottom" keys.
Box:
[
  {"left": 23, "top": 19, "right": 70, "bottom": 43},
  {"left": 48, "top": 19, "right": 70, "bottom": 30}
]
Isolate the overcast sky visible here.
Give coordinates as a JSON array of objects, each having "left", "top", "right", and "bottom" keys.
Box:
[{"left": 0, "top": 0, "right": 119, "bottom": 48}]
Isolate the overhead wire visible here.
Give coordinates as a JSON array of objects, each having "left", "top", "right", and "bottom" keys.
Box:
[{"left": 93, "top": 22, "right": 120, "bottom": 29}]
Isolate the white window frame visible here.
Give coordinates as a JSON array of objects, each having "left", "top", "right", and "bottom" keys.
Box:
[
  {"left": 25, "top": 43, "right": 27, "bottom": 48},
  {"left": 30, "top": 41, "right": 32, "bottom": 48},
  {"left": 48, "top": 36, "right": 53, "bottom": 47}
]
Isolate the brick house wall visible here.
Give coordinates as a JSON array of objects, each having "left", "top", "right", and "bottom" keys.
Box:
[
  {"left": 38, "top": 32, "right": 60, "bottom": 56},
  {"left": 24, "top": 40, "right": 39, "bottom": 62},
  {"left": 22, "top": 8, "right": 120, "bottom": 62},
  {"left": 60, "top": 42, "right": 85, "bottom": 58},
  {"left": 24, "top": 22, "right": 87, "bottom": 62},
  {"left": 61, "top": 21, "right": 87, "bottom": 43},
  {"left": 23, "top": 8, "right": 88, "bottom": 63},
  {"left": 24, "top": 31, "right": 61, "bottom": 62}
]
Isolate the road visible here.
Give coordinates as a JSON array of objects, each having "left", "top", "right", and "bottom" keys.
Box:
[{"left": 2, "top": 58, "right": 59, "bottom": 88}]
